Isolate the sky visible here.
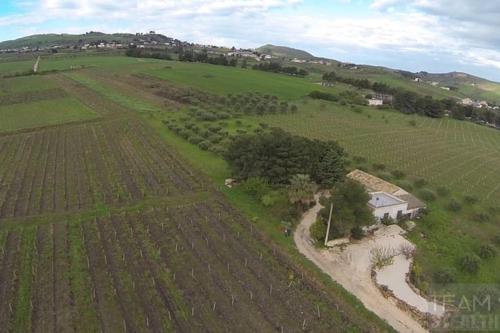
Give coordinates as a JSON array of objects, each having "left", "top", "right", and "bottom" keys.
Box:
[{"left": 1, "top": 0, "right": 500, "bottom": 81}]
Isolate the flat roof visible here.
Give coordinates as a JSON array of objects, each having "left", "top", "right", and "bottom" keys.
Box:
[{"left": 369, "top": 192, "right": 406, "bottom": 208}]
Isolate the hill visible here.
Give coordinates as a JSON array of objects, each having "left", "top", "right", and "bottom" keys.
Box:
[
  {"left": 256, "top": 44, "right": 314, "bottom": 59},
  {"left": 0, "top": 32, "right": 173, "bottom": 49}
]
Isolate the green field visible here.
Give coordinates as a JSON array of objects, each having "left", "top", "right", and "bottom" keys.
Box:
[
  {"left": 2, "top": 51, "right": 500, "bottom": 330},
  {"left": 60, "top": 56, "right": 500, "bottom": 289},
  {"left": 0, "top": 54, "right": 159, "bottom": 76},
  {"left": 0, "top": 75, "right": 58, "bottom": 95},
  {"left": 0, "top": 54, "right": 392, "bottom": 332},
  {"left": 253, "top": 101, "right": 500, "bottom": 285},
  {"left": 0, "top": 97, "right": 99, "bottom": 132},
  {"left": 144, "top": 60, "right": 334, "bottom": 100},
  {"left": 259, "top": 101, "right": 500, "bottom": 204}
]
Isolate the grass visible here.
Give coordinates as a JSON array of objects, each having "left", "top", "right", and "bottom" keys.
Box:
[
  {"left": 2, "top": 51, "right": 497, "bottom": 327},
  {"left": 143, "top": 60, "right": 334, "bottom": 100},
  {"left": 258, "top": 100, "right": 500, "bottom": 205},
  {"left": 66, "top": 72, "right": 162, "bottom": 113},
  {"left": 0, "top": 97, "right": 99, "bottom": 132},
  {"left": 0, "top": 54, "right": 160, "bottom": 76},
  {"left": 0, "top": 76, "right": 58, "bottom": 95},
  {"left": 144, "top": 114, "right": 393, "bottom": 330},
  {"left": 253, "top": 99, "right": 500, "bottom": 287},
  {"left": 73, "top": 56, "right": 500, "bottom": 290}
]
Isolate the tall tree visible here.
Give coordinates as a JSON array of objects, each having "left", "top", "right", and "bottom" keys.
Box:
[
  {"left": 224, "top": 129, "right": 345, "bottom": 186},
  {"left": 318, "top": 179, "right": 374, "bottom": 238}
]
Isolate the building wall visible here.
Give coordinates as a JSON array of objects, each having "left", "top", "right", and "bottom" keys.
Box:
[
  {"left": 368, "top": 99, "right": 383, "bottom": 106},
  {"left": 406, "top": 208, "right": 421, "bottom": 219},
  {"left": 372, "top": 202, "right": 408, "bottom": 221}
]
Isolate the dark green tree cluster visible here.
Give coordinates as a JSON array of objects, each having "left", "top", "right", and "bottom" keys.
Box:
[
  {"left": 125, "top": 47, "right": 172, "bottom": 60},
  {"left": 224, "top": 128, "right": 346, "bottom": 186},
  {"left": 393, "top": 92, "right": 445, "bottom": 118},
  {"left": 309, "top": 90, "right": 338, "bottom": 102},
  {"left": 322, "top": 71, "right": 500, "bottom": 123},
  {"left": 252, "top": 62, "right": 308, "bottom": 77},
  {"left": 179, "top": 49, "right": 237, "bottom": 66}
]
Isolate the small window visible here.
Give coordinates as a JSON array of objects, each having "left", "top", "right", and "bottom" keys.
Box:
[
  {"left": 397, "top": 210, "right": 403, "bottom": 218},
  {"left": 383, "top": 213, "right": 389, "bottom": 219}
]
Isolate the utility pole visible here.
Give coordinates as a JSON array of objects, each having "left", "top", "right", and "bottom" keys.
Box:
[{"left": 324, "top": 203, "right": 333, "bottom": 246}]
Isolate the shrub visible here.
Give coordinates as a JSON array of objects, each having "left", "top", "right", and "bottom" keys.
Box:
[
  {"left": 419, "top": 189, "right": 436, "bottom": 202},
  {"left": 414, "top": 178, "right": 427, "bottom": 188},
  {"left": 459, "top": 254, "right": 481, "bottom": 274},
  {"left": 473, "top": 212, "right": 491, "bottom": 223},
  {"left": 408, "top": 119, "right": 417, "bottom": 127},
  {"left": 434, "top": 267, "right": 457, "bottom": 284},
  {"left": 308, "top": 90, "right": 338, "bottom": 102},
  {"left": 447, "top": 199, "right": 462, "bottom": 212},
  {"left": 395, "top": 180, "right": 413, "bottom": 191},
  {"left": 381, "top": 215, "right": 395, "bottom": 225},
  {"left": 208, "top": 125, "right": 222, "bottom": 133},
  {"left": 436, "top": 186, "right": 450, "bottom": 197},
  {"left": 391, "top": 170, "right": 405, "bottom": 179},
  {"left": 463, "top": 195, "right": 479, "bottom": 205},
  {"left": 310, "top": 220, "right": 326, "bottom": 244},
  {"left": 260, "top": 191, "right": 281, "bottom": 207},
  {"left": 399, "top": 243, "right": 416, "bottom": 259},
  {"left": 478, "top": 244, "right": 497, "bottom": 259},
  {"left": 197, "top": 141, "right": 211, "bottom": 150},
  {"left": 207, "top": 134, "right": 223, "bottom": 144},
  {"left": 350, "top": 226, "right": 364, "bottom": 240},
  {"left": 370, "top": 247, "right": 397, "bottom": 269},
  {"left": 372, "top": 163, "right": 386, "bottom": 171},
  {"left": 240, "top": 177, "right": 271, "bottom": 198},
  {"left": 196, "top": 111, "right": 218, "bottom": 121},
  {"left": 352, "top": 156, "right": 367, "bottom": 164},
  {"left": 188, "top": 136, "right": 203, "bottom": 145},
  {"left": 376, "top": 171, "right": 392, "bottom": 181}
]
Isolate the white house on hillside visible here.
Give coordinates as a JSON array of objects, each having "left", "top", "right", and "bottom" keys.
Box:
[
  {"left": 347, "top": 169, "right": 426, "bottom": 221},
  {"left": 368, "top": 98, "right": 383, "bottom": 106}
]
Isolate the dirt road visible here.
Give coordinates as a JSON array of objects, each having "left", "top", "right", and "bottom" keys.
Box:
[{"left": 294, "top": 196, "right": 428, "bottom": 333}]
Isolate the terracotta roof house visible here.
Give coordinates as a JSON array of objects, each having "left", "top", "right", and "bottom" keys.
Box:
[{"left": 347, "top": 169, "right": 426, "bottom": 221}]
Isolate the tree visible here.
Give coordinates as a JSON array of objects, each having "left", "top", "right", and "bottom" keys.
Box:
[
  {"left": 318, "top": 179, "right": 374, "bottom": 238},
  {"left": 288, "top": 174, "right": 317, "bottom": 207},
  {"left": 313, "top": 142, "right": 348, "bottom": 187},
  {"left": 459, "top": 254, "right": 481, "bottom": 274},
  {"left": 224, "top": 129, "right": 345, "bottom": 186}
]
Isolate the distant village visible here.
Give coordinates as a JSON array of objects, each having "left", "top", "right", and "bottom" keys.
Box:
[{"left": 1, "top": 31, "right": 499, "bottom": 125}]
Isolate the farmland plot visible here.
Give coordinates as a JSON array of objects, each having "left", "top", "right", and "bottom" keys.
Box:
[
  {"left": 0, "top": 200, "right": 380, "bottom": 332},
  {"left": 259, "top": 102, "right": 500, "bottom": 204},
  {"left": 0, "top": 118, "right": 202, "bottom": 219}
]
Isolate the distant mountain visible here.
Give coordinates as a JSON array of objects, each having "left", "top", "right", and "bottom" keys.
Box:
[
  {"left": 0, "top": 32, "right": 173, "bottom": 49},
  {"left": 256, "top": 44, "right": 314, "bottom": 59},
  {"left": 414, "top": 71, "right": 492, "bottom": 85}
]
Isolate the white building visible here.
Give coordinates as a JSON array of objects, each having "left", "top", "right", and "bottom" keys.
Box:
[
  {"left": 368, "top": 98, "right": 383, "bottom": 106},
  {"left": 369, "top": 192, "right": 409, "bottom": 220},
  {"left": 461, "top": 98, "right": 473, "bottom": 106},
  {"left": 347, "top": 169, "right": 426, "bottom": 222}
]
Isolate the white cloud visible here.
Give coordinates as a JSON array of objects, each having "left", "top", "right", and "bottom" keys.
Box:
[{"left": 1, "top": 0, "right": 500, "bottom": 80}]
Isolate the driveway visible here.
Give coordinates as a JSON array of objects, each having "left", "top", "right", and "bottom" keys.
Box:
[{"left": 294, "top": 195, "right": 429, "bottom": 333}]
